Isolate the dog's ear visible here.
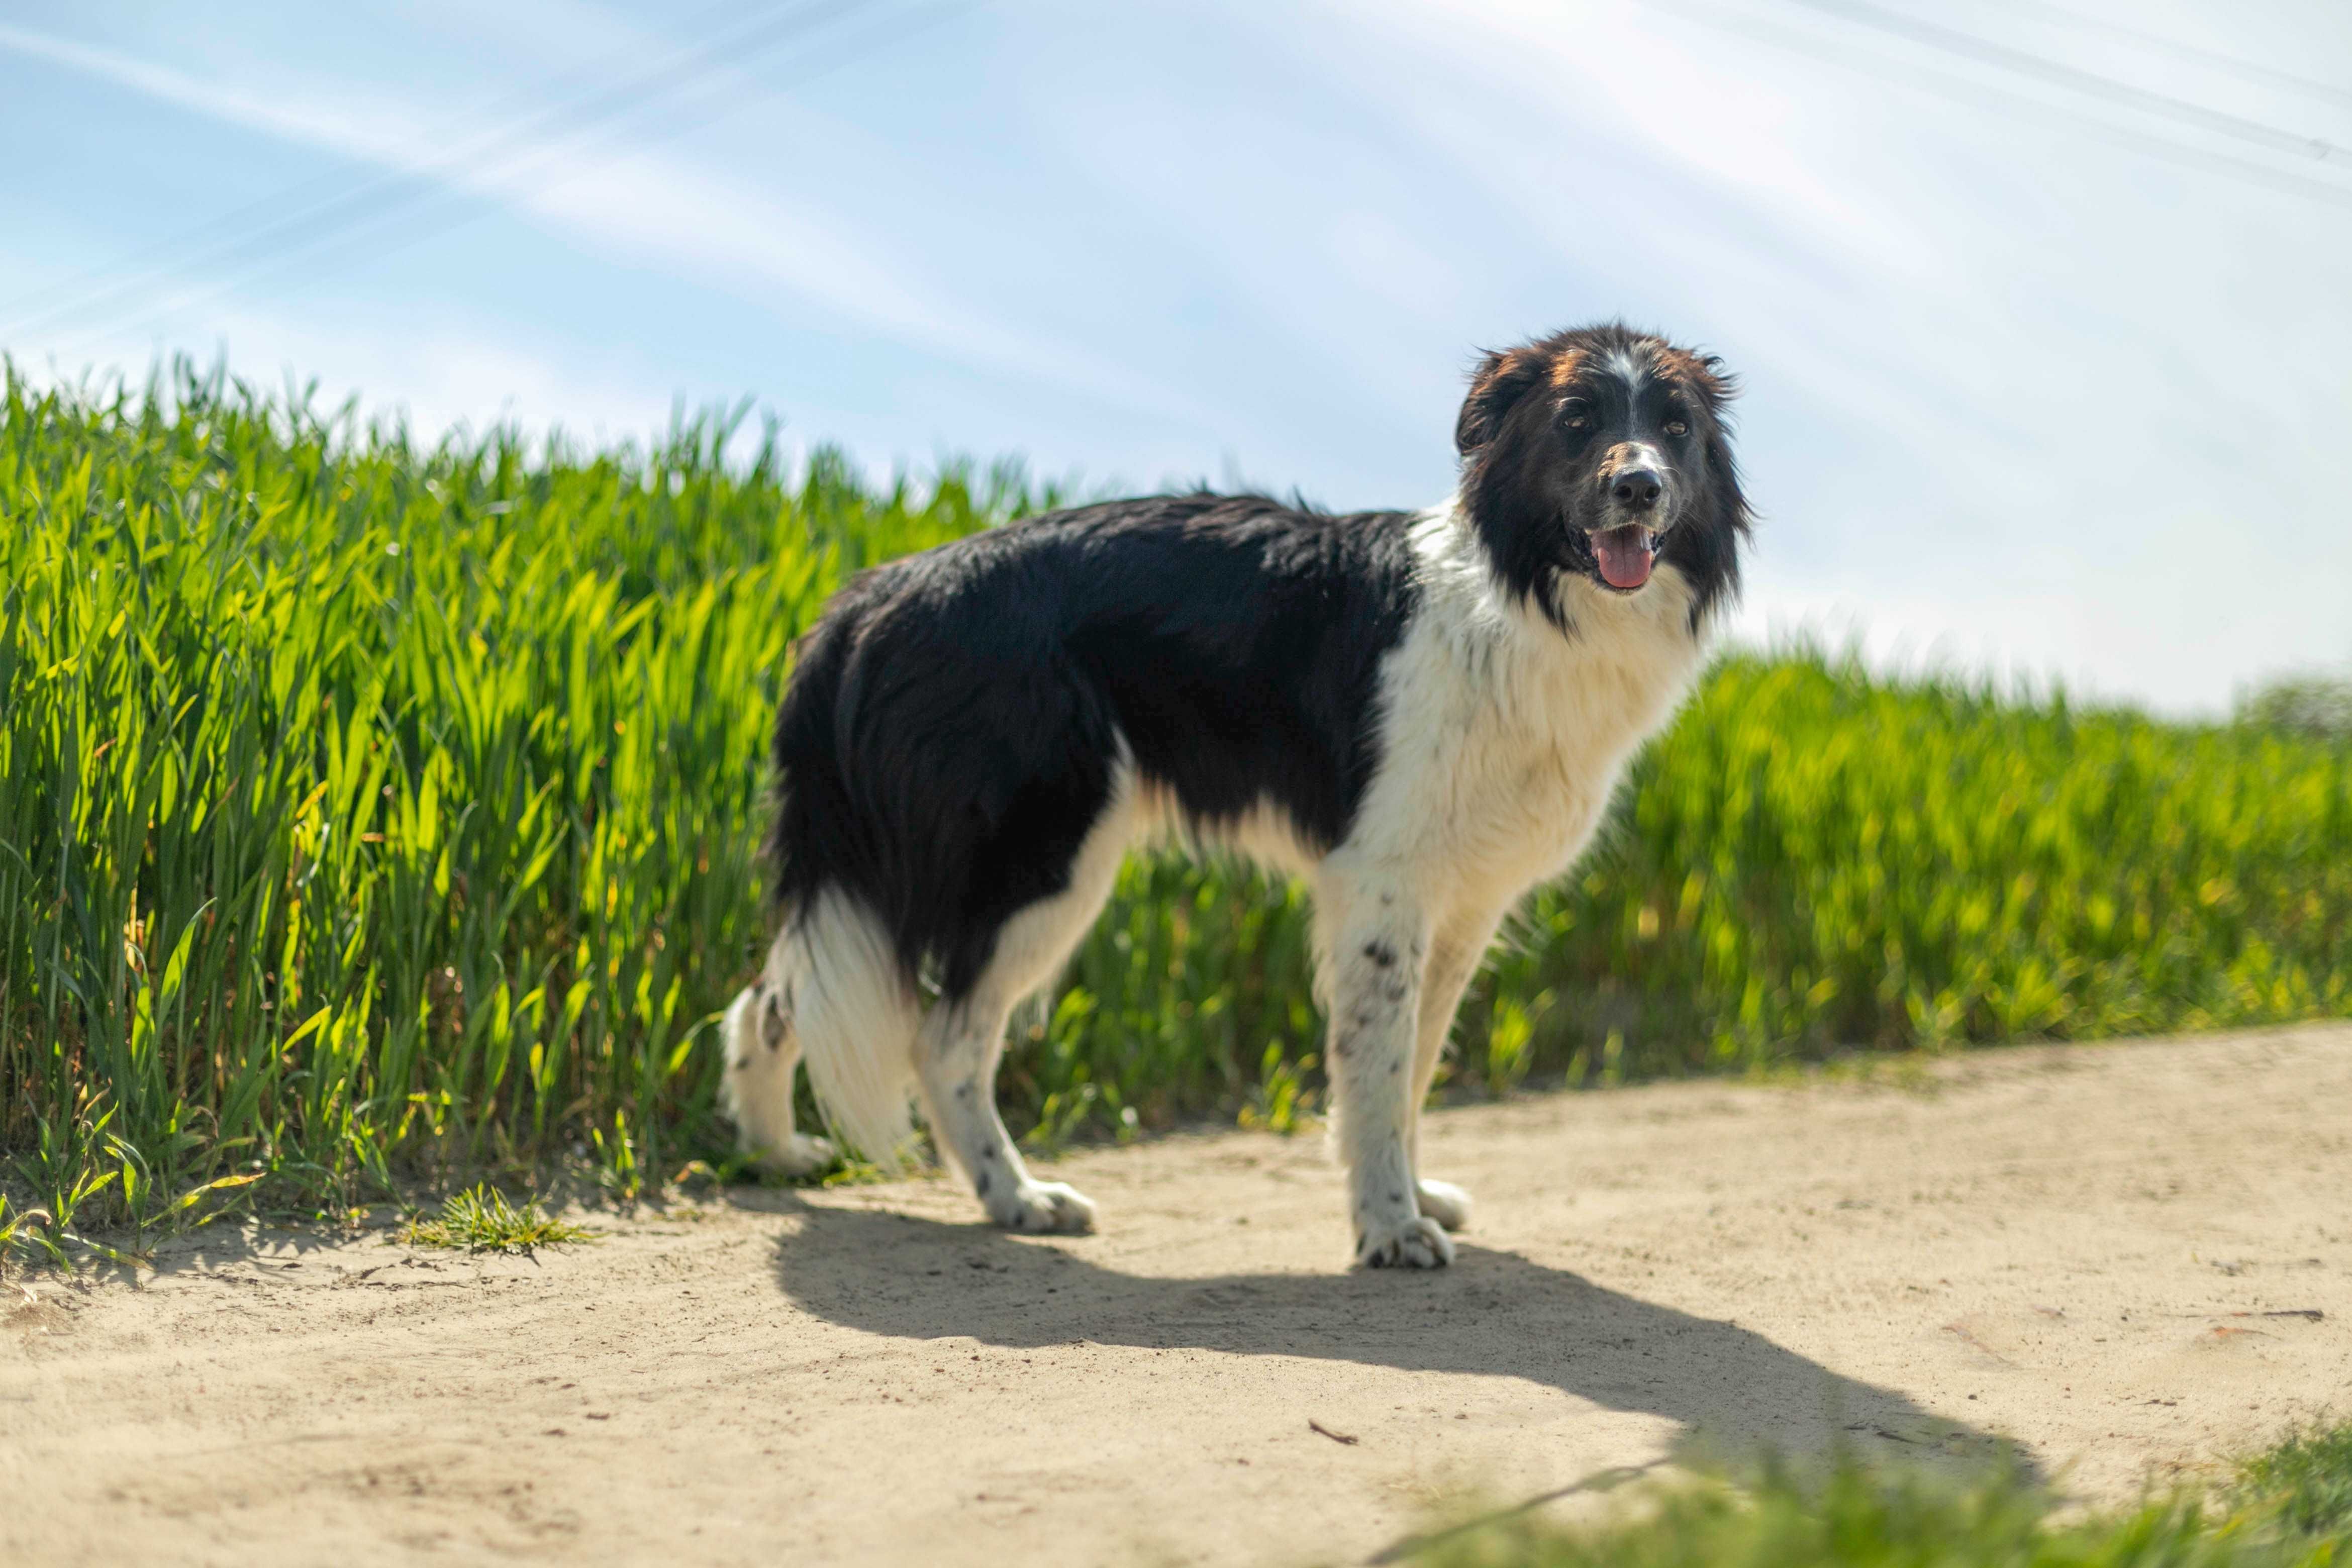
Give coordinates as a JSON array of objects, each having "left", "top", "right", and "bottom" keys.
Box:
[
  {"left": 1683, "top": 353, "right": 1746, "bottom": 525},
  {"left": 1454, "top": 348, "right": 1545, "bottom": 456},
  {"left": 1687, "top": 351, "right": 1740, "bottom": 413}
]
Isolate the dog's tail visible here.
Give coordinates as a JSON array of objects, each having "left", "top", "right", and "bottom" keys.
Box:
[{"left": 727, "top": 887, "right": 922, "bottom": 1170}]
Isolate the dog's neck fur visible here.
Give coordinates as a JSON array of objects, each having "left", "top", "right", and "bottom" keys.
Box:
[{"left": 1353, "top": 499, "right": 1714, "bottom": 885}]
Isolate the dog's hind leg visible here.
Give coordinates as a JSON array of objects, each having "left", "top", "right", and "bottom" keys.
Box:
[
  {"left": 915, "top": 798, "right": 1135, "bottom": 1235},
  {"left": 751, "top": 890, "right": 924, "bottom": 1170},
  {"left": 918, "top": 990, "right": 1098, "bottom": 1234},
  {"left": 719, "top": 960, "right": 838, "bottom": 1177}
]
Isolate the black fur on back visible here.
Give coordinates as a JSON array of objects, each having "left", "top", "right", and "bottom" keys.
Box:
[{"left": 765, "top": 494, "right": 1422, "bottom": 1001}]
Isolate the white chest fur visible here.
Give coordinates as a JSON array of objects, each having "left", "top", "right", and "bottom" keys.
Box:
[{"left": 1345, "top": 506, "right": 1711, "bottom": 910}]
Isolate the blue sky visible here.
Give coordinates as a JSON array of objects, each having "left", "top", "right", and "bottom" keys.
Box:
[{"left": 4, "top": 0, "right": 2347, "bottom": 713}]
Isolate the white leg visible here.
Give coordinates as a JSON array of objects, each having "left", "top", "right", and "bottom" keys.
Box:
[
  {"left": 917, "top": 996, "right": 1097, "bottom": 1234},
  {"left": 1406, "top": 910, "right": 1503, "bottom": 1232},
  {"left": 914, "top": 792, "right": 1135, "bottom": 1234},
  {"left": 719, "top": 981, "right": 836, "bottom": 1175},
  {"left": 1319, "top": 874, "right": 1451, "bottom": 1268}
]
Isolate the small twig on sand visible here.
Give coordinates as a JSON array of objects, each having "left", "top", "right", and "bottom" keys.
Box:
[
  {"left": 1942, "top": 1322, "right": 2016, "bottom": 1365},
  {"left": 1309, "top": 1419, "right": 1359, "bottom": 1446}
]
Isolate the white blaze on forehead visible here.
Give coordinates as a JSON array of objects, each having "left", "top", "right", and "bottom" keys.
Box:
[{"left": 1606, "top": 349, "right": 1647, "bottom": 395}]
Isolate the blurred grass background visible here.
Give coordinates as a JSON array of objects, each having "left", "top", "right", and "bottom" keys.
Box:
[
  {"left": 3, "top": 362, "right": 2347, "bottom": 1252},
  {"left": 1395, "top": 1423, "right": 2352, "bottom": 1567}
]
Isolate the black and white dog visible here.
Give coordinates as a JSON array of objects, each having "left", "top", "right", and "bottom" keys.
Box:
[{"left": 723, "top": 323, "right": 1750, "bottom": 1268}]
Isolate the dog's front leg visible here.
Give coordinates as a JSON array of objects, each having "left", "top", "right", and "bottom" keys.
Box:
[{"left": 1327, "top": 896, "right": 1453, "bottom": 1269}]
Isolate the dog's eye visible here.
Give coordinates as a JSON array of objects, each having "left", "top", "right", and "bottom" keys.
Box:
[
  {"left": 1561, "top": 400, "right": 1592, "bottom": 431},
  {"left": 1663, "top": 418, "right": 1690, "bottom": 437}
]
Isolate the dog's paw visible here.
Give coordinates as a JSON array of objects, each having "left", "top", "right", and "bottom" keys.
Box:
[
  {"left": 1416, "top": 1179, "right": 1473, "bottom": 1232},
  {"left": 992, "top": 1181, "right": 1098, "bottom": 1235},
  {"left": 1356, "top": 1214, "right": 1455, "bottom": 1269},
  {"left": 754, "top": 1132, "right": 836, "bottom": 1177}
]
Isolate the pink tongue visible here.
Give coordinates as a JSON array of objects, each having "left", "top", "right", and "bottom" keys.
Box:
[{"left": 1592, "top": 526, "right": 1655, "bottom": 589}]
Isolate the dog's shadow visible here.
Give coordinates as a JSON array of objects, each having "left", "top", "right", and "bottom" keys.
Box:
[{"left": 764, "top": 1202, "right": 2035, "bottom": 1488}]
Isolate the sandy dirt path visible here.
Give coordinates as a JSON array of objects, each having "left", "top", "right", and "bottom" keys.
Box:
[{"left": 5, "top": 1024, "right": 2348, "bottom": 1566}]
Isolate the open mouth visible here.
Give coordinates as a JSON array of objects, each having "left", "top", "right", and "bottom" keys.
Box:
[{"left": 1587, "top": 524, "right": 1661, "bottom": 591}]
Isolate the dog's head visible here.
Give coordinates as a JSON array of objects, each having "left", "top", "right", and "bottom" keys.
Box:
[{"left": 1454, "top": 323, "right": 1749, "bottom": 630}]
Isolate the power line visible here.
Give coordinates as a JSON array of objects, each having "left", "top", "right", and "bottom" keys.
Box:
[
  {"left": 62, "top": 0, "right": 973, "bottom": 356},
  {"left": 1645, "top": 0, "right": 2352, "bottom": 215},
  {"left": 9, "top": 0, "right": 866, "bottom": 345},
  {"left": 3, "top": 0, "right": 890, "bottom": 348},
  {"left": 1773, "top": 0, "right": 2341, "bottom": 164},
  {"left": 1976, "top": 0, "right": 2352, "bottom": 110},
  {"left": 0, "top": 1, "right": 804, "bottom": 332}
]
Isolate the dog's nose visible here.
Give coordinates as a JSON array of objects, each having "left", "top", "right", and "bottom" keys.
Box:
[{"left": 1611, "top": 468, "right": 1663, "bottom": 509}]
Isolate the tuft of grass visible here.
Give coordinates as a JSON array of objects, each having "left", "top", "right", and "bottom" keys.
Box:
[
  {"left": 2237, "top": 1424, "right": 2352, "bottom": 1541},
  {"left": 396, "top": 1183, "right": 591, "bottom": 1253},
  {"left": 2, "top": 355, "right": 2347, "bottom": 1242},
  {"left": 1395, "top": 1427, "right": 2352, "bottom": 1567}
]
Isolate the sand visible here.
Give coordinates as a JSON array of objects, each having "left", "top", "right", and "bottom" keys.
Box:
[{"left": 4, "top": 1023, "right": 2347, "bottom": 1566}]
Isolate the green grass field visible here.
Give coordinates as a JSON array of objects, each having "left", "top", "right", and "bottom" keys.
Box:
[{"left": 3, "top": 360, "right": 2348, "bottom": 1255}]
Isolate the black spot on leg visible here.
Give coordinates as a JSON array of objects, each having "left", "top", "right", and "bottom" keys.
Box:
[
  {"left": 1362, "top": 940, "right": 1396, "bottom": 969},
  {"left": 955, "top": 1081, "right": 975, "bottom": 1102},
  {"left": 1389, "top": 1191, "right": 1405, "bottom": 1204},
  {"left": 975, "top": 1170, "right": 993, "bottom": 1198},
  {"left": 731, "top": 1056, "right": 750, "bottom": 1072}
]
